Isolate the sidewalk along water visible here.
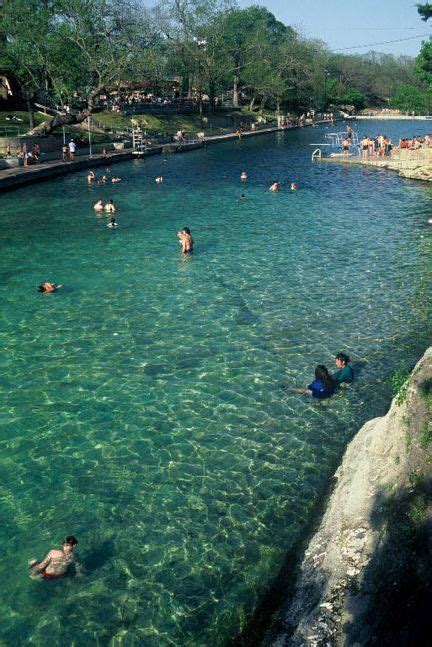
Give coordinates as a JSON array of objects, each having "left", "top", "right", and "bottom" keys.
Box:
[{"left": 0, "top": 121, "right": 431, "bottom": 645}]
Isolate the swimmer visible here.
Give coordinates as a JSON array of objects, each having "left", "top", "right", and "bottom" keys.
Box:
[
  {"left": 104, "top": 199, "right": 116, "bottom": 213},
  {"left": 289, "top": 364, "right": 335, "bottom": 399},
  {"left": 107, "top": 217, "right": 118, "bottom": 228},
  {"left": 96, "top": 175, "right": 107, "bottom": 184},
  {"left": 240, "top": 171, "right": 248, "bottom": 180},
  {"left": 240, "top": 193, "right": 246, "bottom": 200},
  {"left": 87, "top": 170, "right": 95, "bottom": 183},
  {"left": 428, "top": 218, "right": 432, "bottom": 225},
  {"left": 333, "top": 352, "right": 354, "bottom": 386},
  {"left": 269, "top": 181, "right": 280, "bottom": 192},
  {"left": 290, "top": 182, "right": 298, "bottom": 190},
  {"left": 29, "top": 536, "right": 78, "bottom": 580},
  {"left": 94, "top": 199, "right": 104, "bottom": 211},
  {"left": 307, "top": 365, "right": 335, "bottom": 398},
  {"left": 111, "top": 177, "right": 122, "bottom": 183},
  {"left": 37, "top": 282, "right": 62, "bottom": 293},
  {"left": 155, "top": 176, "right": 163, "bottom": 183},
  {"left": 177, "top": 227, "right": 194, "bottom": 254}
]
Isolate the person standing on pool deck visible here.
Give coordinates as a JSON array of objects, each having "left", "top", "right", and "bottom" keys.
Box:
[
  {"left": 68, "top": 139, "right": 77, "bottom": 161},
  {"left": 333, "top": 353, "right": 354, "bottom": 386},
  {"left": 29, "top": 536, "right": 78, "bottom": 579}
]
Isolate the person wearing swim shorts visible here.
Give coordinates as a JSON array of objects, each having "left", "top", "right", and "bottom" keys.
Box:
[{"left": 29, "top": 536, "right": 78, "bottom": 579}]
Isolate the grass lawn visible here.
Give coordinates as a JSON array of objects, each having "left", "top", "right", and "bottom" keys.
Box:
[
  {"left": 93, "top": 107, "right": 275, "bottom": 135},
  {"left": 0, "top": 111, "right": 47, "bottom": 134}
]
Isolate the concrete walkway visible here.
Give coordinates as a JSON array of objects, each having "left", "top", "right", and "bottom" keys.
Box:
[{"left": 0, "top": 121, "right": 332, "bottom": 192}]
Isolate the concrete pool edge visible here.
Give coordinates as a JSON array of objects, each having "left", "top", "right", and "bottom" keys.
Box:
[{"left": 0, "top": 121, "right": 335, "bottom": 193}]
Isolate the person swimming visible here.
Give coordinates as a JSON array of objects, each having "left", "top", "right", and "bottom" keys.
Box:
[
  {"left": 290, "top": 182, "right": 298, "bottom": 190},
  {"left": 107, "top": 217, "right": 118, "bottom": 228},
  {"left": 177, "top": 227, "right": 194, "bottom": 254},
  {"left": 94, "top": 199, "right": 104, "bottom": 211},
  {"left": 240, "top": 193, "right": 246, "bottom": 199},
  {"left": 111, "top": 177, "right": 122, "bottom": 183},
  {"left": 104, "top": 199, "right": 116, "bottom": 213},
  {"left": 29, "top": 536, "right": 78, "bottom": 579},
  {"left": 87, "top": 170, "right": 95, "bottom": 183},
  {"left": 241, "top": 171, "right": 248, "bottom": 180},
  {"left": 38, "top": 282, "right": 61, "bottom": 293},
  {"left": 269, "top": 181, "right": 280, "bottom": 192},
  {"left": 333, "top": 352, "right": 354, "bottom": 386},
  {"left": 155, "top": 176, "right": 163, "bottom": 183},
  {"left": 307, "top": 364, "right": 335, "bottom": 399}
]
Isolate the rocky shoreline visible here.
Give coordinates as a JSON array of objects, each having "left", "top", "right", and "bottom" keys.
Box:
[
  {"left": 265, "top": 347, "right": 432, "bottom": 646},
  {"left": 320, "top": 147, "right": 432, "bottom": 182}
]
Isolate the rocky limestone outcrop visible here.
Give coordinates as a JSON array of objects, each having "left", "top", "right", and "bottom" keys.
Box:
[{"left": 267, "top": 347, "right": 432, "bottom": 646}]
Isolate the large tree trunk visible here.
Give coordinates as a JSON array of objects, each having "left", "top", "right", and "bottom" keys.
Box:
[
  {"left": 28, "top": 83, "right": 105, "bottom": 136},
  {"left": 249, "top": 96, "right": 255, "bottom": 112},
  {"left": 260, "top": 96, "right": 267, "bottom": 115},
  {"left": 24, "top": 90, "right": 35, "bottom": 130},
  {"left": 233, "top": 75, "right": 239, "bottom": 108}
]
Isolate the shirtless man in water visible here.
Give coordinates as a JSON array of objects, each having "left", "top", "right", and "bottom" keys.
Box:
[
  {"left": 29, "top": 536, "right": 78, "bottom": 579},
  {"left": 177, "top": 227, "right": 194, "bottom": 254}
]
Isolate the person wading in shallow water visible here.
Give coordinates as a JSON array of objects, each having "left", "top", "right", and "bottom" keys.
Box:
[
  {"left": 29, "top": 536, "right": 78, "bottom": 579},
  {"left": 333, "top": 352, "right": 354, "bottom": 386},
  {"left": 177, "top": 227, "right": 194, "bottom": 254}
]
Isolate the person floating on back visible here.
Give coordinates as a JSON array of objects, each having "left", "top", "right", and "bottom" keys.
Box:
[
  {"left": 333, "top": 352, "right": 354, "bottom": 386},
  {"left": 307, "top": 364, "right": 335, "bottom": 399},
  {"left": 38, "top": 282, "right": 61, "bottom": 293},
  {"left": 29, "top": 536, "right": 78, "bottom": 580}
]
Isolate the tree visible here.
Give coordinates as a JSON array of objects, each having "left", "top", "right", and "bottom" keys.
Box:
[
  {"left": 0, "top": 0, "right": 156, "bottom": 134},
  {"left": 418, "top": 3, "right": 432, "bottom": 20},
  {"left": 390, "top": 84, "right": 427, "bottom": 113}
]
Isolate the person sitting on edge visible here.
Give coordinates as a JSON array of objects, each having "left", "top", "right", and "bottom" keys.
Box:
[
  {"left": 333, "top": 352, "right": 354, "bottom": 386},
  {"left": 29, "top": 536, "right": 78, "bottom": 580},
  {"left": 104, "top": 199, "right": 116, "bottom": 213},
  {"left": 307, "top": 365, "right": 335, "bottom": 399},
  {"left": 177, "top": 227, "right": 194, "bottom": 254},
  {"left": 38, "top": 282, "right": 62, "bottom": 293},
  {"left": 269, "top": 181, "right": 280, "bottom": 192},
  {"left": 94, "top": 199, "right": 104, "bottom": 211},
  {"left": 107, "top": 217, "right": 118, "bottom": 228}
]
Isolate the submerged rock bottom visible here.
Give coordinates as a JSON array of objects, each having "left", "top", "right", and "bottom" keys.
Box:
[{"left": 266, "top": 347, "right": 432, "bottom": 646}]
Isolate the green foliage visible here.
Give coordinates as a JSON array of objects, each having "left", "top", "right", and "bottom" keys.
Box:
[
  {"left": 419, "top": 422, "right": 432, "bottom": 448},
  {"left": 418, "top": 3, "right": 432, "bottom": 21},
  {"left": 409, "top": 494, "right": 428, "bottom": 522},
  {"left": 390, "top": 84, "right": 427, "bottom": 113},
  {"left": 391, "top": 367, "right": 410, "bottom": 406},
  {"left": 343, "top": 88, "right": 366, "bottom": 110}
]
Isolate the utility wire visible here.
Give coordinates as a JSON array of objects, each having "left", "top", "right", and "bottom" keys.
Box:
[{"left": 335, "top": 33, "right": 430, "bottom": 51}]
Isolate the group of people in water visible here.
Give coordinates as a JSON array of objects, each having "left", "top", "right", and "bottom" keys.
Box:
[
  {"left": 292, "top": 353, "right": 354, "bottom": 399},
  {"left": 88, "top": 170, "right": 121, "bottom": 184}
]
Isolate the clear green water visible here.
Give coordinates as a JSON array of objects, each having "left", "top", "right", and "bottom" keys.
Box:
[{"left": 1, "top": 121, "right": 432, "bottom": 645}]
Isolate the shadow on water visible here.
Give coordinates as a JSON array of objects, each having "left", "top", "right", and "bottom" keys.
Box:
[{"left": 81, "top": 539, "right": 116, "bottom": 573}]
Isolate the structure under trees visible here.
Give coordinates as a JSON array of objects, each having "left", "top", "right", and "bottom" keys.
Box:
[{"left": 0, "top": 0, "right": 431, "bottom": 134}]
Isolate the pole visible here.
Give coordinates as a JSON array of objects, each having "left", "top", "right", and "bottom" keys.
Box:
[
  {"left": 88, "top": 116, "right": 92, "bottom": 157},
  {"left": 62, "top": 126, "right": 66, "bottom": 145}
]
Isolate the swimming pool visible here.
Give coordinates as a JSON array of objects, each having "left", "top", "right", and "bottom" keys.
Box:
[{"left": 0, "top": 121, "right": 431, "bottom": 645}]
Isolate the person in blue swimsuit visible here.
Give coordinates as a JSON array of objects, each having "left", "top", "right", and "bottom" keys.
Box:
[
  {"left": 307, "top": 365, "right": 335, "bottom": 399},
  {"left": 333, "top": 353, "right": 354, "bottom": 386}
]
